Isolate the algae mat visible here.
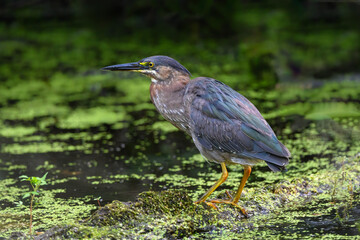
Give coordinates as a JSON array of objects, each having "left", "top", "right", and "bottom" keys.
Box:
[
  {"left": 1, "top": 76, "right": 359, "bottom": 239},
  {"left": 0, "top": 26, "right": 360, "bottom": 239}
]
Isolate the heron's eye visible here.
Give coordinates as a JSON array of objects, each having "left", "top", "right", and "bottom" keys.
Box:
[{"left": 148, "top": 62, "right": 154, "bottom": 68}]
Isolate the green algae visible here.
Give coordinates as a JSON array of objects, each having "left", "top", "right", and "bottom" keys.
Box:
[
  {"left": 0, "top": 22, "right": 360, "bottom": 239},
  {"left": 0, "top": 161, "right": 27, "bottom": 175},
  {"left": 263, "top": 102, "right": 312, "bottom": 119},
  {"left": 12, "top": 131, "right": 111, "bottom": 144},
  {"left": 33, "top": 154, "right": 360, "bottom": 239},
  {"left": 260, "top": 80, "right": 360, "bottom": 104},
  {"left": 305, "top": 102, "right": 360, "bottom": 120},
  {"left": 0, "top": 79, "right": 359, "bottom": 237},
  {"left": 35, "top": 161, "right": 56, "bottom": 172},
  {"left": 0, "top": 178, "right": 96, "bottom": 238},
  {"left": 0, "top": 126, "right": 37, "bottom": 138},
  {"left": 0, "top": 178, "right": 22, "bottom": 203},
  {"left": 265, "top": 102, "right": 360, "bottom": 120},
  {"left": 0, "top": 99, "right": 70, "bottom": 121},
  {"left": 2, "top": 142, "right": 94, "bottom": 154},
  {"left": 1, "top": 128, "right": 112, "bottom": 154},
  {"left": 152, "top": 121, "right": 178, "bottom": 133},
  {"left": 39, "top": 114, "right": 358, "bottom": 239},
  {"left": 57, "top": 107, "right": 128, "bottom": 129}
]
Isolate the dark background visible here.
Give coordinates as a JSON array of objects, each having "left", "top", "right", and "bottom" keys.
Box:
[
  {"left": 1, "top": 1, "right": 360, "bottom": 237},
  {"left": 1, "top": 0, "right": 360, "bottom": 89}
]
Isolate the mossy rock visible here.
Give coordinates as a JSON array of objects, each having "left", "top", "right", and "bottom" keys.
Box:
[
  {"left": 87, "top": 201, "right": 138, "bottom": 226},
  {"left": 35, "top": 190, "right": 232, "bottom": 239},
  {"left": 33, "top": 155, "right": 359, "bottom": 239}
]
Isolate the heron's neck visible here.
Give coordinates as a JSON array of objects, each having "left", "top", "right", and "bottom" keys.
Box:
[
  {"left": 150, "top": 76, "right": 191, "bottom": 131},
  {"left": 150, "top": 76, "right": 190, "bottom": 109}
]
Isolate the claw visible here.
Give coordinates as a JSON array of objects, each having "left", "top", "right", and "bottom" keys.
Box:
[
  {"left": 194, "top": 201, "right": 218, "bottom": 210},
  {"left": 225, "top": 190, "right": 233, "bottom": 201},
  {"left": 193, "top": 164, "right": 251, "bottom": 218},
  {"left": 204, "top": 202, "right": 218, "bottom": 210},
  {"left": 194, "top": 199, "right": 248, "bottom": 217},
  {"left": 209, "top": 199, "right": 248, "bottom": 217}
]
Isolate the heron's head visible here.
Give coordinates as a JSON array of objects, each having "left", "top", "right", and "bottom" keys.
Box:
[{"left": 102, "top": 55, "right": 191, "bottom": 83}]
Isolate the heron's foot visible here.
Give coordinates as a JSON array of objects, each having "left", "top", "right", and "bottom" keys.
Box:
[
  {"left": 209, "top": 199, "right": 248, "bottom": 217},
  {"left": 225, "top": 190, "right": 233, "bottom": 201},
  {"left": 194, "top": 200, "right": 218, "bottom": 210},
  {"left": 194, "top": 199, "right": 248, "bottom": 217}
]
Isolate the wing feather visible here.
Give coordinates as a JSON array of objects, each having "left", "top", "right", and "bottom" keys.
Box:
[{"left": 185, "top": 77, "right": 290, "bottom": 170}]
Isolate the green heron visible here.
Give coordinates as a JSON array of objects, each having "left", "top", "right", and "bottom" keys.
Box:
[{"left": 102, "top": 56, "right": 290, "bottom": 215}]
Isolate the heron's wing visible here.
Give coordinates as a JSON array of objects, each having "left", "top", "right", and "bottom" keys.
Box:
[{"left": 185, "top": 78, "right": 290, "bottom": 170}]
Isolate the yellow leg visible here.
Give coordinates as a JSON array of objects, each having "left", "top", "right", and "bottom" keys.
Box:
[
  {"left": 194, "top": 162, "right": 228, "bottom": 204},
  {"left": 208, "top": 166, "right": 252, "bottom": 216},
  {"left": 232, "top": 166, "right": 251, "bottom": 203}
]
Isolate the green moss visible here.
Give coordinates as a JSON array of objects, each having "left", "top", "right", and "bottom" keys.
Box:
[
  {"left": 1, "top": 21, "right": 360, "bottom": 239},
  {"left": 0, "top": 126, "right": 37, "bottom": 138},
  {"left": 2, "top": 142, "right": 93, "bottom": 154},
  {"left": 0, "top": 77, "right": 358, "bottom": 237},
  {"left": 0, "top": 179, "right": 96, "bottom": 238},
  {"left": 263, "top": 102, "right": 311, "bottom": 119},
  {"left": 30, "top": 155, "right": 360, "bottom": 239},
  {"left": 0, "top": 99, "right": 70, "bottom": 121},
  {"left": 35, "top": 161, "right": 56, "bottom": 171},
  {"left": 305, "top": 102, "right": 360, "bottom": 120},
  {"left": 152, "top": 121, "right": 178, "bottom": 133},
  {"left": 57, "top": 107, "right": 128, "bottom": 129}
]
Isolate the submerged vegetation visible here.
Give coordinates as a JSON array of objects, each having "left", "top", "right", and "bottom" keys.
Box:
[
  {"left": 35, "top": 154, "right": 360, "bottom": 239},
  {"left": 1, "top": 1, "right": 360, "bottom": 238}
]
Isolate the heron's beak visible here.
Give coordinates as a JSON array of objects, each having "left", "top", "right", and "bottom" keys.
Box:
[{"left": 101, "top": 62, "right": 143, "bottom": 72}]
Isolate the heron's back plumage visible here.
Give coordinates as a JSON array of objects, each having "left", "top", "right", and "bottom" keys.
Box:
[{"left": 184, "top": 77, "right": 290, "bottom": 171}]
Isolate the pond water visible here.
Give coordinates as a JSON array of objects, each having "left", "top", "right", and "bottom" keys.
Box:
[
  {"left": 0, "top": 71, "right": 359, "bottom": 237},
  {"left": 0, "top": 122, "right": 197, "bottom": 204}
]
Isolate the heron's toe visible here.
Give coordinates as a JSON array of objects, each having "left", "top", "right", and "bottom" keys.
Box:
[{"left": 209, "top": 199, "right": 248, "bottom": 217}]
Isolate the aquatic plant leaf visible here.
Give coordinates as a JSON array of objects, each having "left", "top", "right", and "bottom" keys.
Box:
[{"left": 22, "top": 193, "right": 31, "bottom": 199}]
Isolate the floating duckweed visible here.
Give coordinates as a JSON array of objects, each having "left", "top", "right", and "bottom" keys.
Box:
[
  {"left": 0, "top": 100, "right": 70, "bottom": 120},
  {"left": 152, "top": 121, "right": 178, "bottom": 133},
  {"left": 0, "top": 32, "right": 359, "bottom": 238},
  {"left": 0, "top": 126, "right": 37, "bottom": 138},
  {"left": 2, "top": 142, "right": 94, "bottom": 154},
  {"left": 57, "top": 107, "right": 128, "bottom": 129},
  {"left": 28, "top": 155, "right": 359, "bottom": 240}
]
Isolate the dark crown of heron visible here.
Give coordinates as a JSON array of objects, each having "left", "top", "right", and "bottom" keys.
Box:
[{"left": 139, "top": 56, "right": 191, "bottom": 82}]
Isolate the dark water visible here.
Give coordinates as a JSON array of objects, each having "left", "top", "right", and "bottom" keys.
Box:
[
  {"left": 271, "top": 201, "right": 360, "bottom": 237},
  {"left": 1, "top": 117, "right": 359, "bottom": 237},
  {"left": 0, "top": 121, "right": 198, "bottom": 204},
  {"left": 0, "top": 80, "right": 359, "bottom": 238}
]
